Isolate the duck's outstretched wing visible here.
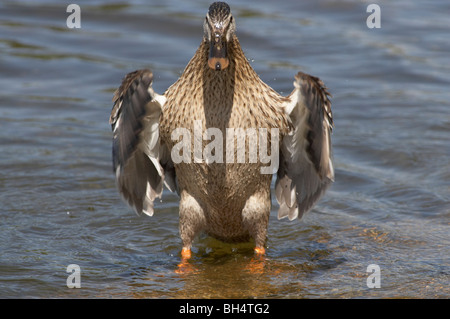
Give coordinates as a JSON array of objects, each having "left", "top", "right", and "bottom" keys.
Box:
[
  {"left": 276, "top": 72, "right": 334, "bottom": 220},
  {"left": 110, "top": 69, "right": 177, "bottom": 216}
]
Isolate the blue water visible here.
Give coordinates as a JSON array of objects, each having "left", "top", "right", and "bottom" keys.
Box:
[{"left": 0, "top": 0, "right": 448, "bottom": 298}]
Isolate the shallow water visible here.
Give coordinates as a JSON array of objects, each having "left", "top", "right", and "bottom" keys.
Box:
[{"left": 0, "top": 0, "right": 449, "bottom": 298}]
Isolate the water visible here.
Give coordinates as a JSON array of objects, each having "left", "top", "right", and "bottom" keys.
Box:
[{"left": 0, "top": 0, "right": 449, "bottom": 298}]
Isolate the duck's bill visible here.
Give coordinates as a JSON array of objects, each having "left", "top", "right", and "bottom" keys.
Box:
[{"left": 208, "top": 40, "right": 229, "bottom": 71}]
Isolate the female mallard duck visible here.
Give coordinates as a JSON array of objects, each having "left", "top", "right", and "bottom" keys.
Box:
[{"left": 110, "top": 2, "right": 334, "bottom": 261}]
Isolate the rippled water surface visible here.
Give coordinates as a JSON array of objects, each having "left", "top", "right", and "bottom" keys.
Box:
[{"left": 1, "top": 0, "right": 449, "bottom": 298}]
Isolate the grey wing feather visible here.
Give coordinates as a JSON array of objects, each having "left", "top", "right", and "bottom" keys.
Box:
[
  {"left": 110, "top": 69, "right": 177, "bottom": 216},
  {"left": 275, "top": 72, "right": 334, "bottom": 220}
]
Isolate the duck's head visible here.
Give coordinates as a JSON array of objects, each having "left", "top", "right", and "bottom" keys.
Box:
[{"left": 203, "top": 2, "right": 235, "bottom": 71}]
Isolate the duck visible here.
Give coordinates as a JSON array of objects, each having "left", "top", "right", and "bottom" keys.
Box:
[{"left": 109, "top": 2, "right": 334, "bottom": 262}]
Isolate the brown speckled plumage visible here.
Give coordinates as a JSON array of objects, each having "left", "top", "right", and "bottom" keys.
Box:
[{"left": 110, "top": 2, "right": 334, "bottom": 257}]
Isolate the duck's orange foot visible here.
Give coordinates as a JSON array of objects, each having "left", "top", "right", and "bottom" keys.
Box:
[
  {"left": 254, "top": 246, "right": 266, "bottom": 255},
  {"left": 181, "top": 247, "right": 192, "bottom": 260},
  {"left": 175, "top": 248, "right": 196, "bottom": 274}
]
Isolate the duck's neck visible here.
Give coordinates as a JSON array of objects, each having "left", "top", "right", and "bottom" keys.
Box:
[{"left": 181, "top": 35, "right": 260, "bottom": 87}]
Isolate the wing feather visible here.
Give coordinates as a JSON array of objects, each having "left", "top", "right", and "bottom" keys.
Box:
[
  {"left": 275, "top": 72, "right": 334, "bottom": 220},
  {"left": 110, "top": 69, "right": 177, "bottom": 216}
]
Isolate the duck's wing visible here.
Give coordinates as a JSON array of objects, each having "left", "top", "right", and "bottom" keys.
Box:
[
  {"left": 275, "top": 72, "right": 334, "bottom": 220},
  {"left": 110, "top": 69, "right": 177, "bottom": 216}
]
